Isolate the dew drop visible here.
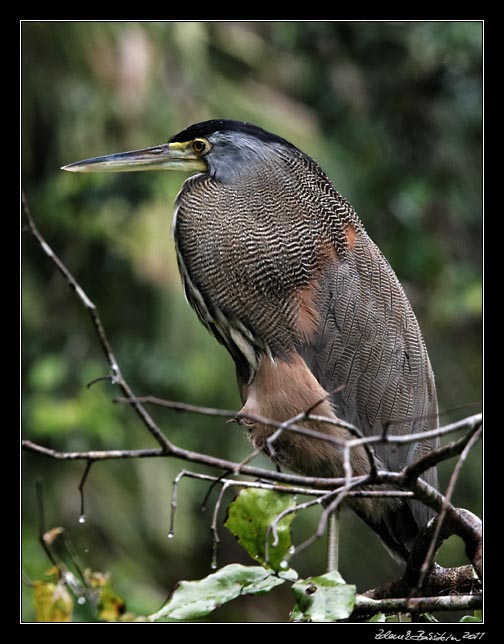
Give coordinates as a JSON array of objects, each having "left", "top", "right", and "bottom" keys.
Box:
[
  {"left": 78, "top": 515, "right": 86, "bottom": 524},
  {"left": 210, "top": 560, "right": 218, "bottom": 570},
  {"left": 84, "top": 548, "right": 89, "bottom": 553},
  {"left": 167, "top": 531, "right": 174, "bottom": 540},
  {"left": 288, "top": 545, "right": 295, "bottom": 555},
  {"left": 280, "top": 560, "right": 288, "bottom": 569},
  {"left": 77, "top": 596, "right": 86, "bottom": 605}
]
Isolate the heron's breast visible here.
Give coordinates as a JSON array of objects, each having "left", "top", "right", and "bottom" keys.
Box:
[{"left": 174, "top": 193, "right": 326, "bottom": 362}]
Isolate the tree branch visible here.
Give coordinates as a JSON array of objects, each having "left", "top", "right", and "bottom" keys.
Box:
[
  {"left": 365, "top": 509, "right": 482, "bottom": 602},
  {"left": 412, "top": 425, "right": 483, "bottom": 594},
  {"left": 351, "top": 593, "right": 481, "bottom": 619},
  {"left": 403, "top": 419, "right": 482, "bottom": 485},
  {"left": 22, "top": 193, "right": 174, "bottom": 453},
  {"left": 22, "top": 426, "right": 482, "bottom": 581},
  {"left": 116, "top": 394, "right": 481, "bottom": 455},
  {"left": 364, "top": 564, "right": 478, "bottom": 601}
]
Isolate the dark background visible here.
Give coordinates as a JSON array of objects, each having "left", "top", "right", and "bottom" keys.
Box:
[{"left": 21, "top": 21, "right": 482, "bottom": 622}]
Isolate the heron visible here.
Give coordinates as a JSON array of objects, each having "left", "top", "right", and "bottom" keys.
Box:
[{"left": 63, "top": 119, "right": 438, "bottom": 565}]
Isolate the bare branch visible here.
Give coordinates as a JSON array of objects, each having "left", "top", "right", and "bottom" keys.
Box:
[
  {"left": 166, "top": 469, "right": 329, "bottom": 498},
  {"left": 22, "top": 427, "right": 480, "bottom": 520},
  {"left": 117, "top": 395, "right": 481, "bottom": 452},
  {"left": 403, "top": 418, "right": 483, "bottom": 484},
  {"left": 291, "top": 475, "right": 372, "bottom": 561},
  {"left": 210, "top": 480, "right": 233, "bottom": 570},
  {"left": 21, "top": 439, "right": 352, "bottom": 487},
  {"left": 364, "top": 510, "right": 482, "bottom": 602},
  {"left": 364, "top": 563, "right": 478, "bottom": 601},
  {"left": 413, "top": 425, "right": 483, "bottom": 593},
  {"left": 352, "top": 593, "right": 481, "bottom": 619},
  {"left": 168, "top": 470, "right": 188, "bottom": 539},
  {"left": 115, "top": 395, "right": 351, "bottom": 450},
  {"left": 78, "top": 460, "right": 93, "bottom": 523},
  {"left": 23, "top": 419, "right": 481, "bottom": 514},
  {"left": 22, "top": 441, "right": 164, "bottom": 461},
  {"left": 22, "top": 194, "right": 174, "bottom": 453},
  {"left": 342, "top": 413, "right": 483, "bottom": 452},
  {"left": 265, "top": 493, "right": 330, "bottom": 566},
  {"left": 127, "top": 391, "right": 384, "bottom": 529}
]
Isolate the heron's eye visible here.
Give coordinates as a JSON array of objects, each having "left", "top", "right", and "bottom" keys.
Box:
[{"left": 192, "top": 139, "right": 208, "bottom": 154}]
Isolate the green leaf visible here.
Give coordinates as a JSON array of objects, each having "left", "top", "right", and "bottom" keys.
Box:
[
  {"left": 290, "top": 571, "right": 356, "bottom": 622},
  {"left": 460, "top": 613, "right": 482, "bottom": 623},
  {"left": 148, "top": 564, "right": 287, "bottom": 622},
  {"left": 224, "top": 488, "right": 297, "bottom": 571},
  {"left": 367, "top": 612, "right": 387, "bottom": 622}
]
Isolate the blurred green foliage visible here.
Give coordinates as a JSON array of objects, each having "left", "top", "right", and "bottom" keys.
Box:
[{"left": 22, "top": 21, "right": 482, "bottom": 622}]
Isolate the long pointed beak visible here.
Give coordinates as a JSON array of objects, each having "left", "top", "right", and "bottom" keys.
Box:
[{"left": 61, "top": 143, "right": 207, "bottom": 174}]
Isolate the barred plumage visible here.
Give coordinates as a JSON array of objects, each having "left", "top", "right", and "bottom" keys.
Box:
[
  {"left": 64, "top": 119, "right": 439, "bottom": 563},
  {"left": 172, "top": 121, "right": 438, "bottom": 560}
]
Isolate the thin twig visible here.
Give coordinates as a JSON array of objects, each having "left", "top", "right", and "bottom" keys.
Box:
[
  {"left": 269, "top": 493, "right": 331, "bottom": 549},
  {"left": 403, "top": 417, "right": 483, "bottom": 484},
  {"left": 116, "top": 395, "right": 351, "bottom": 450},
  {"left": 291, "top": 475, "right": 372, "bottom": 560},
  {"left": 117, "top": 395, "right": 481, "bottom": 452},
  {"left": 22, "top": 194, "right": 174, "bottom": 453},
  {"left": 116, "top": 394, "right": 480, "bottom": 483},
  {"left": 210, "top": 481, "right": 233, "bottom": 570},
  {"left": 169, "top": 469, "right": 328, "bottom": 497},
  {"left": 343, "top": 443, "right": 353, "bottom": 486},
  {"left": 78, "top": 460, "right": 93, "bottom": 522},
  {"left": 413, "top": 425, "right": 483, "bottom": 594},
  {"left": 168, "top": 470, "right": 188, "bottom": 539},
  {"left": 21, "top": 439, "right": 360, "bottom": 487},
  {"left": 342, "top": 414, "right": 483, "bottom": 451},
  {"left": 22, "top": 441, "right": 164, "bottom": 461},
  {"left": 265, "top": 493, "right": 330, "bottom": 568},
  {"left": 166, "top": 469, "right": 414, "bottom": 502}
]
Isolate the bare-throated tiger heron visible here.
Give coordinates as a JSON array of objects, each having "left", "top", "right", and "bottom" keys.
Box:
[{"left": 63, "top": 119, "right": 438, "bottom": 563}]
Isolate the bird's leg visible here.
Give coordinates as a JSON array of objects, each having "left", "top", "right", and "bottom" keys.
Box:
[{"left": 327, "top": 509, "right": 340, "bottom": 572}]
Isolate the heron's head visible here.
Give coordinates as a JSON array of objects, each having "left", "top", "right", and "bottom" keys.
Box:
[{"left": 62, "top": 120, "right": 298, "bottom": 183}]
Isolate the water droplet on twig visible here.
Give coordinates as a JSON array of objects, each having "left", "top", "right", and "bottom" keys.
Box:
[
  {"left": 77, "top": 596, "right": 86, "bottom": 605},
  {"left": 78, "top": 514, "right": 86, "bottom": 524},
  {"left": 167, "top": 531, "right": 174, "bottom": 539}
]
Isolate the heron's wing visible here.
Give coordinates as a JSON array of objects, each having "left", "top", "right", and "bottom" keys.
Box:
[
  {"left": 299, "top": 232, "right": 438, "bottom": 478},
  {"left": 299, "top": 233, "right": 438, "bottom": 551}
]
